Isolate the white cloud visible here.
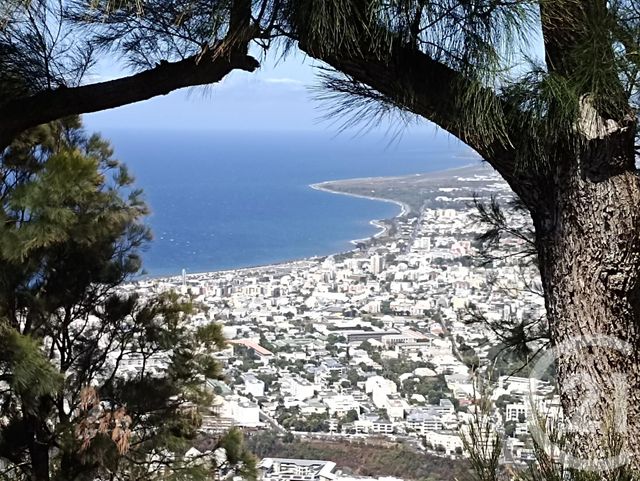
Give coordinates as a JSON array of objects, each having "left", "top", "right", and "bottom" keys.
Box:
[{"left": 262, "top": 77, "right": 304, "bottom": 85}]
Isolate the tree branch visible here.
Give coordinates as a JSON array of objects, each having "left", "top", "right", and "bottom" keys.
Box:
[{"left": 0, "top": 49, "right": 259, "bottom": 151}]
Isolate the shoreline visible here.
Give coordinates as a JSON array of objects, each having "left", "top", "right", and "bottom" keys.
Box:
[
  {"left": 142, "top": 195, "right": 399, "bottom": 282},
  {"left": 140, "top": 162, "right": 486, "bottom": 282},
  {"left": 309, "top": 182, "right": 409, "bottom": 244},
  {"left": 309, "top": 182, "right": 409, "bottom": 216}
]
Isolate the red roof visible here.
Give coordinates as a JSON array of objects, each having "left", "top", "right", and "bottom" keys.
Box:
[{"left": 228, "top": 339, "right": 274, "bottom": 357}]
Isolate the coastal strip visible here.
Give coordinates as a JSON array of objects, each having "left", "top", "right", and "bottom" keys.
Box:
[
  {"left": 149, "top": 163, "right": 490, "bottom": 281},
  {"left": 309, "top": 182, "right": 409, "bottom": 244},
  {"left": 309, "top": 181, "right": 409, "bottom": 217}
]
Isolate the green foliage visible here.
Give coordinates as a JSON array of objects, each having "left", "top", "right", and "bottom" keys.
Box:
[
  {"left": 247, "top": 431, "right": 472, "bottom": 481},
  {"left": 259, "top": 333, "right": 276, "bottom": 353},
  {"left": 255, "top": 372, "right": 279, "bottom": 392},
  {"left": 0, "top": 323, "right": 63, "bottom": 406},
  {"left": 279, "top": 411, "right": 329, "bottom": 432},
  {"left": 196, "top": 321, "right": 226, "bottom": 349},
  {"left": 345, "top": 367, "right": 362, "bottom": 386},
  {"left": 381, "top": 356, "right": 432, "bottom": 385},
  {"left": 459, "top": 343, "right": 481, "bottom": 370},
  {"left": 327, "top": 333, "right": 347, "bottom": 344},
  {"left": 495, "top": 394, "right": 517, "bottom": 412},
  {"left": 402, "top": 374, "right": 451, "bottom": 404},
  {"left": 0, "top": 118, "right": 253, "bottom": 481},
  {"left": 504, "top": 420, "right": 516, "bottom": 438},
  {"left": 359, "top": 340, "right": 383, "bottom": 364},
  {"left": 219, "top": 429, "right": 258, "bottom": 481},
  {"left": 343, "top": 409, "right": 359, "bottom": 423}
]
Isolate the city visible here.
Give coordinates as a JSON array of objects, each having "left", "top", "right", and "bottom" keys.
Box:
[{"left": 122, "top": 166, "right": 558, "bottom": 480}]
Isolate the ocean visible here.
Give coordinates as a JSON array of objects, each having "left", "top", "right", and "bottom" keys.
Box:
[{"left": 101, "top": 129, "right": 472, "bottom": 276}]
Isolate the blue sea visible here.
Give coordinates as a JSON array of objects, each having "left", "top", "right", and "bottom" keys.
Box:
[{"left": 101, "top": 129, "right": 472, "bottom": 276}]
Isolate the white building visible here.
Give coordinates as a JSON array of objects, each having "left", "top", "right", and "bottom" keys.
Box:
[
  {"left": 406, "top": 408, "right": 444, "bottom": 434},
  {"left": 259, "top": 458, "right": 337, "bottom": 481},
  {"left": 218, "top": 396, "right": 261, "bottom": 427},
  {"left": 353, "top": 419, "right": 395, "bottom": 434},
  {"left": 370, "top": 254, "right": 385, "bottom": 275},
  {"left": 323, "top": 394, "right": 359, "bottom": 417},
  {"left": 385, "top": 394, "right": 406, "bottom": 421},
  {"left": 289, "top": 377, "right": 316, "bottom": 401},
  {"left": 243, "top": 375, "right": 265, "bottom": 398},
  {"left": 425, "top": 430, "right": 464, "bottom": 455},
  {"left": 506, "top": 403, "right": 529, "bottom": 422},
  {"left": 365, "top": 376, "right": 397, "bottom": 409}
]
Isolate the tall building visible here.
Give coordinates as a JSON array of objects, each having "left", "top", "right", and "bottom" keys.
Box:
[
  {"left": 416, "top": 236, "right": 432, "bottom": 250},
  {"left": 370, "top": 254, "right": 385, "bottom": 275}
]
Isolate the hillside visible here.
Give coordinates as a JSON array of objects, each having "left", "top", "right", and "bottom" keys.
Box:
[{"left": 247, "top": 432, "right": 473, "bottom": 481}]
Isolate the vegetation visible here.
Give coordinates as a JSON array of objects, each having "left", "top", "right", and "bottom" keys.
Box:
[
  {"left": 463, "top": 386, "right": 640, "bottom": 481},
  {"left": 247, "top": 431, "right": 472, "bottom": 481},
  {"left": 276, "top": 406, "right": 330, "bottom": 432},
  {"left": 402, "top": 375, "right": 451, "bottom": 405},
  {"left": 0, "top": 119, "right": 255, "bottom": 481},
  {"left": 458, "top": 343, "right": 480, "bottom": 371}
]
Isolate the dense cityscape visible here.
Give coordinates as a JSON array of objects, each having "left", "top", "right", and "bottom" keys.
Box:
[{"left": 121, "top": 166, "right": 559, "bottom": 481}]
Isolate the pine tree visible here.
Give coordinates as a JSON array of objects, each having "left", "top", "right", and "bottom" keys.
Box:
[
  {"left": 0, "top": 0, "right": 259, "bottom": 150},
  {"left": 0, "top": 118, "right": 256, "bottom": 481},
  {"left": 282, "top": 0, "right": 640, "bottom": 471}
]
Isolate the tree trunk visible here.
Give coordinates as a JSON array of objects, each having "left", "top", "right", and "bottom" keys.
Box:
[
  {"left": 26, "top": 414, "right": 50, "bottom": 481},
  {"left": 533, "top": 130, "right": 640, "bottom": 471}
]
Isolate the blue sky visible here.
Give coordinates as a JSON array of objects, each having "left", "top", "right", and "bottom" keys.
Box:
[
  {"left": 83, "top": 8, "right": 545, "bottom": 138},
  {"left": 84, "top": 49, "right": 439, "bottom": 136}
]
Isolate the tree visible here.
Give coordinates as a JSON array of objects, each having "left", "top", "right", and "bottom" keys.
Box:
[
  {"left": 0, "top": 118, "right": 255, "bottom": 481},
  {"left": 0, "top": 0, "right": 261, "bottom": 150},
  {"left": 495, "top": 394, "right": 517, "bottom": 412},
  {"left": 344, "top": 409, "right": 359, "bottom": 424},
  {"left": 504, "top": 420, "right": 517, "bottom": 438},
  {"left": 281, "top": 0, "right": 640, "bottom": 468}
]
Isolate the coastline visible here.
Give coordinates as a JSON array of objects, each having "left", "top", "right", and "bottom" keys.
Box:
[
  {"left": 143, "top": 187, "right": 403, "bottom": 282},
  {"left": 309, "top": 182, "right": 409, "bottom": 244},
  {"left": 143, "top": 162, "right": 486, "bottom": 282},
  {"left": 310, "top": 182, "right": 409, "bottom": 216}
]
